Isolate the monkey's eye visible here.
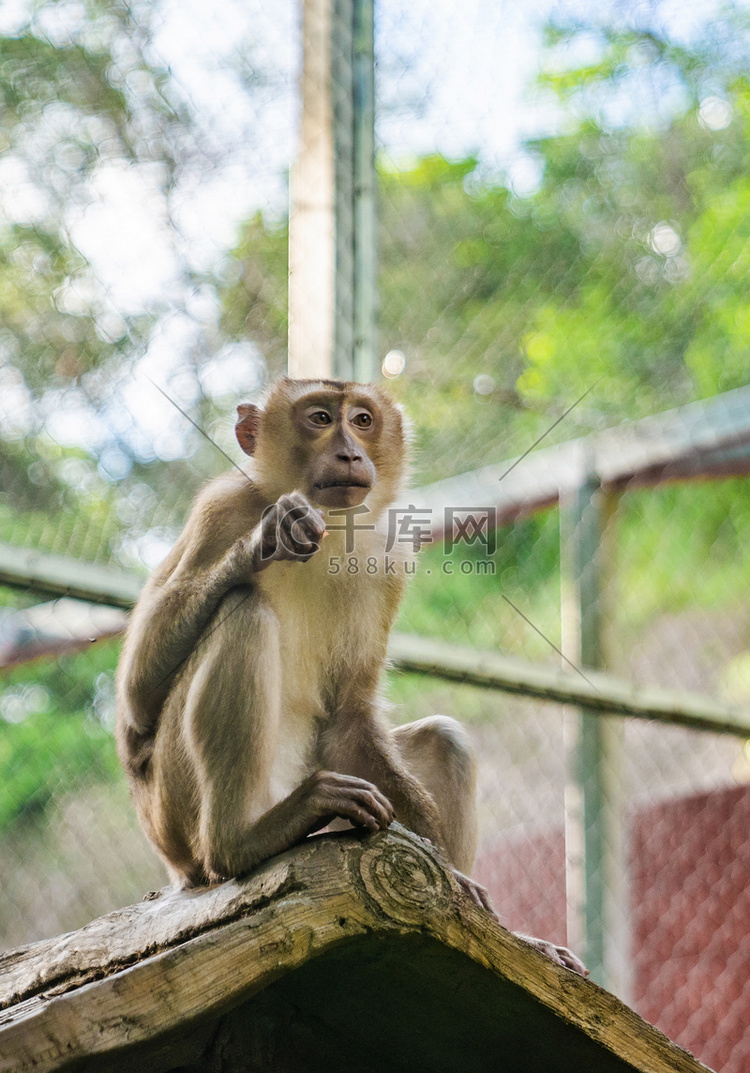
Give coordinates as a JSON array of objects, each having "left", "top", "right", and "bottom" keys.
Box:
[
  {"left": 308, "top": 410, "right": 333, "bottom": 426},
  {"left": 351, "top": 411, "right": 373, "bottom": 429}
]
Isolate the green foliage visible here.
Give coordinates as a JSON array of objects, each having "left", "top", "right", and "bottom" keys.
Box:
[
  {"left": 0, "top": 707, "right": 119, "bottom": 828},
  {"left": 0, "top": 641, "right": 121, "bottom": 830},
  {"left": 0, "top": 0, "right": 192, "bottom": 513},
  {"left": 221, "top": 212, "right": 290, "bottom": 376},
  {"left": 397, "top": 513, "right": 562, "bottom": 657},
  {"left": 0, "top": 34, "right": 129, "bottom": 131},
  {"left": 219, "top": 17, "right": 750, "bottom": 481},
  {"left": 618, "top": 479, "right": 750, "bottom": 626}
]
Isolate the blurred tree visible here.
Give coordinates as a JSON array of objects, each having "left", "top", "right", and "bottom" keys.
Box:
[
  {"left": 221, "top": 9, "right": 750, "bottom": 481},
  {"left": 0, "top": 643, "right": 120, "bottom": 829},
  {"left": 0, "top": 0, "right": 201, "bottom": 526},
  {"left": 0, "top": 1, "right": 199, "bottom": 833}
]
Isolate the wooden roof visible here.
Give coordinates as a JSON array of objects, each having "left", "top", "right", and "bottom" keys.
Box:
[{"left": 0, "top": 825, "right": 713, "bottom": 1073}]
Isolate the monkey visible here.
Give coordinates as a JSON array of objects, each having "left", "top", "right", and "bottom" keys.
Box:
[{"left": 116, "top": 377, "right": 586, "bottom": 976}]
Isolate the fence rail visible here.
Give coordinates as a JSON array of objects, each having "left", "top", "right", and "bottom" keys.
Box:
[
  {"left": 3, "top": 539, "right": 749, "bottom": 737},
  {"left": 406, "top": 383, "right": 750, "bottom": 538}
]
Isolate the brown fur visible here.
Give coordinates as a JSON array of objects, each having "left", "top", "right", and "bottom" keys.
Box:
[{"left": 116, "top": 379, "right": 476, "bottom": 886}]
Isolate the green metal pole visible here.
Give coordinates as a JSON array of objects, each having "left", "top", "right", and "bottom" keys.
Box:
[
  {"left": 351, "top": 0, "right": 377, "bottom": 382},
  {"left": 561, "top": 472, "right": 627, "bottom": 996},
  {"left": 331, "top": 0, "right": 377, "bottom": 381}
]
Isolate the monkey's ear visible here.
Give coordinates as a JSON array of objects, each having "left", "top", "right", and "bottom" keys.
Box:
[{"left": 235, "top": 403, "right": 262, "bottom": 456}]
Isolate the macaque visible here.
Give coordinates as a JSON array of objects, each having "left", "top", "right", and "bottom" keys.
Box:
[{"left": 116, "top": 378, "right": 585, "bottom": 976}]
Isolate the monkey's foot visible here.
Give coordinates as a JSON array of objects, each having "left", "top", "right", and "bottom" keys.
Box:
[
  {"left": 449, "top": 868, "right": 588, "bottom": 977},
  {"left": 516, "top": 934, "right": 589, "bottom": 977},
  {"left": 452, "top": 869, "right": 498, "bottom": 920}
]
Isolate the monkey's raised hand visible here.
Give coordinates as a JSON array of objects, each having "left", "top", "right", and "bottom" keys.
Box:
[{"left": 256, "top": 492, "right": 326, "bottom": 569}]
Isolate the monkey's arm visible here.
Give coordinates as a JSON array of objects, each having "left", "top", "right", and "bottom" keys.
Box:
[
  {"left": 320, "top": 670, "right": 446, "bottom": 848},
  {"left": 201, "top": 772, "right": 396, "bottom": 882},
  {"left": 117, "top": 552, "right": 247, "bottom": 744},
  {"left": 116, "top": 486, "right": 325, "bottom": 772}
]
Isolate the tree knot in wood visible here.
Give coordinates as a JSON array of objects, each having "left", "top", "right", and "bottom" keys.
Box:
[{"left": 350, "top": 827, "right": 452, "bottom": 925}]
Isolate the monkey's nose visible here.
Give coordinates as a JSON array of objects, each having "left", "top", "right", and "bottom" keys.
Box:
[{"left": 336, "top": 448, "right": 363, "bottom": 463}]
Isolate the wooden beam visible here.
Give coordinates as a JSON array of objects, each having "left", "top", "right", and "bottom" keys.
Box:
[
  {"left": 288, "top": 0, "right": 377, "bottom": 381},
  {"left": 288, "top": 0, "right": 336, "bottom": 378},
  {"left": 0, "top": 825, "right": 711, "bottom": 1073}
]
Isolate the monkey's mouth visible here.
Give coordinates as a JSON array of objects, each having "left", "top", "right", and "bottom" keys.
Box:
[
  {"left": 314, "top": 479, "right": 371, "bottom": 490},
  {"left": 311, "top": 479, "right": 372, "bottom": 508}
]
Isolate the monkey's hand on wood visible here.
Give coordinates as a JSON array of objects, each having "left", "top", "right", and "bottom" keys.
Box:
[
  {"left": 295, "top": 771, "right": 396, "bottom": 836},
  {"left": 254, "top": 492, "right": 326, "bottom": 571},
  {"left": 200, "top": 773, "right": 396, "bottom": 882},
  {"left": 516, "top": 934, "right": 589, "bottom": 977}
]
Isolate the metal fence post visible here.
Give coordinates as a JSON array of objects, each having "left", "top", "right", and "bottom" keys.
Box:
[
  {"left": 351, "top": 0, "right": 377, "bottom": 383},
  {"left": 561, "top": 470, "right": 629, "bottom": 997},
  {"left": 289, "top": 0, "right": 377, "bottom": 382}
]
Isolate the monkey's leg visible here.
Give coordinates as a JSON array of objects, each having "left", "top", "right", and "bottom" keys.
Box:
[
  {"left": 385, "top": 714, "right": 496, "bottom": 918},
  {"left": 391, "top": 715, "right": 478, "bottom": 873},
  {"left": 178, "top": 589, "right": 394, "bottom": 882},
  {"left": 178, "top": 586, "right": 282, "bottom": 882}
]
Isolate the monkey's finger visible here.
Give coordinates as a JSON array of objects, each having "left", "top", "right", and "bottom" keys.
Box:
[
  {"left": 321, "top": 772, "right": 391, "bottom": 796},
  {"left": 303, "top": 518, "right": 327, "bottom": 542},
  {"left": 517, "top": 935, "right": 587, "bottom": 976},
  {"left": 277, "top": 526, "right": 320, "bottom": 559},
  {"left": 276, "top": 496, "right": 317, "bottom": 528},
  {"left": 345, "top": 787, "right": 394, "bottom": 829},
  {"left": 286, "top": 513, "right": 325, "bottom": 545},
  {"left": 304, "top": 777, "right": 385, "bottom": 834},
  {"left": 474, "top": 885, "right": 499, "bottom": 920},
  {"left": 315, "top": 773, "right": 395, "bottom": 823},
  {"left": 317, "top": 789, "right": 391, "bottom": 831},
  {"left": 454, "top": 872, "right": 499, "bottom": 920},
  {"left": 290, "top": 529, "right": 324, "bottom": 554},
  {"left": 295, "top": 510, "right": 327, "bottom": 540},
  {"left": 543, "top": 946, "right": 566, "bottom": 968},
  {"left": 281, "top": 492, "right": 324, "bottom": 524},
  {"left": 556, "top": 948, "right": 589, "bottom": 977},
  {"left": 285, "top": 534, "right": 319, "bottom": 557},
  {"left": 524, "top": 938, "right": 563, "bottom": 966},
  {"left": 329, "top": 800, "right": 384, "bottom": 832},
  {"left": 339, "top": 779, "right": 395, "bottom": 822},
  {"left": 324, "top": 787, "right": 393, "bottom": 830}
]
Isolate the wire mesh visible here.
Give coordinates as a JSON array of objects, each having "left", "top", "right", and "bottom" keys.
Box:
[{"left": 2, "top": 0, "right": 750, "bottom": 1069}]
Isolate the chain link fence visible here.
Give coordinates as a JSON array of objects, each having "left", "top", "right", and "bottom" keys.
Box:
[{"left": 3, "top": 1, "right": 750, "bottom": 1069}]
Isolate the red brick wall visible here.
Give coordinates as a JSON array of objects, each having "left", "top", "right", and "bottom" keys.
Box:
[{"left": 474, "top": 784, "right": 750, "bottom": 1073}]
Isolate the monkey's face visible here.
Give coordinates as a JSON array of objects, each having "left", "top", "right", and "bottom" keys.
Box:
[
  {"left": 237, "top": 379, "right": 409, "bottom": 516},
  {"left": 297, "top": 393, "right": 378, "bottom": 508}
]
